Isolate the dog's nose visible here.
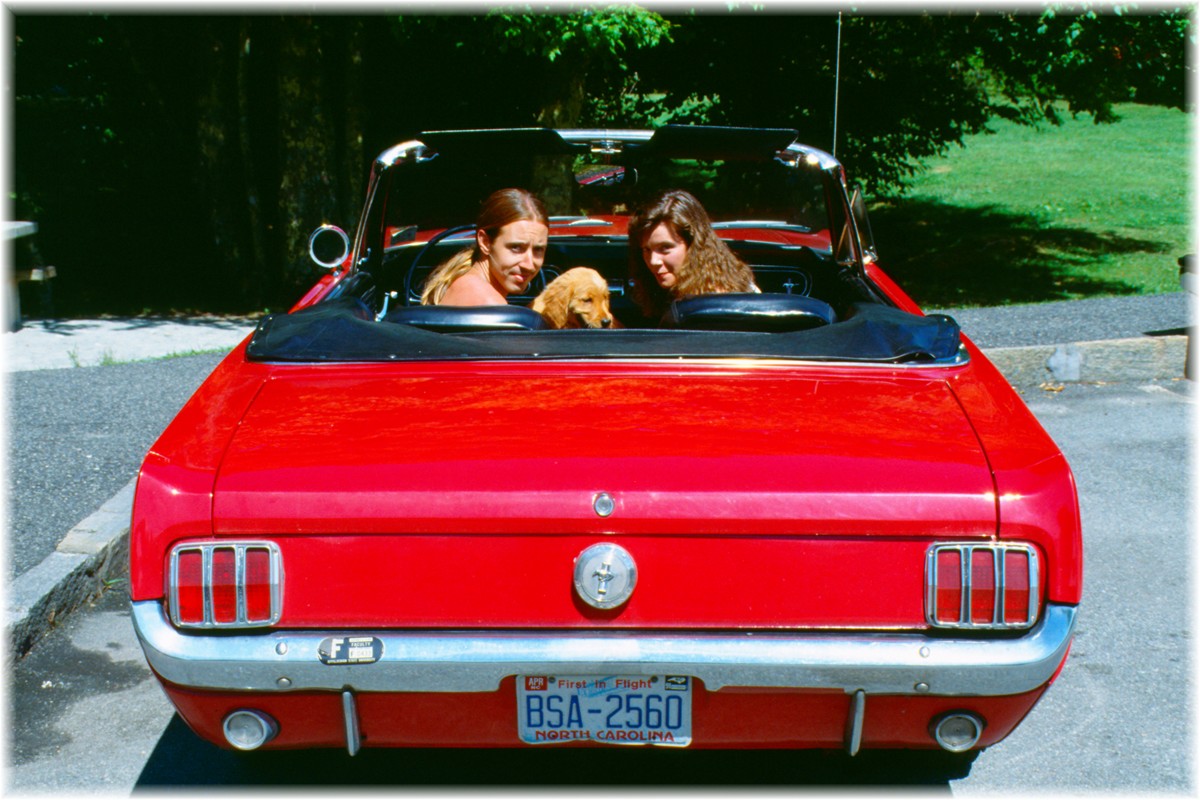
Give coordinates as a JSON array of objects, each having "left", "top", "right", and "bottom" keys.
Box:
[{"left": 601, "top": 318, "right": 612, "bottom": 328}]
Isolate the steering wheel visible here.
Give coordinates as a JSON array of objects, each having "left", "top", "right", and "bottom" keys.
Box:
[{"left": 402, "top": 224, "right": 478, "bottom": 304}]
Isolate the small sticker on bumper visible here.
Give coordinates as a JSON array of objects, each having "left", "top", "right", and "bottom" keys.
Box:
[{"left": 317, "top": 636, "right": 382, "bottom": 665}]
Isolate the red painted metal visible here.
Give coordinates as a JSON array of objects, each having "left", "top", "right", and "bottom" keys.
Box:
[
  {"left": 165, "top": 534, "right": 960, "bottom": 629},
  {"left": 130, "top": 201, "right": 1082, "bottom": 752},
  {"left": 158, "top": 675, "right": 1050, "bottom": 751}
]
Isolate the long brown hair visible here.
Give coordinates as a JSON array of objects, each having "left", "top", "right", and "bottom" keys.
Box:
[
  {"left": 421, "top": 188, "right": 549, "bottom": 305},
  {"left": 627, "top": 189, "right": 755, "bottom": 318}
]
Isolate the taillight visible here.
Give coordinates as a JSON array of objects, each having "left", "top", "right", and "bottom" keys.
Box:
[
  {"left": 969, "top": 549, "right": 995, "bottom": 624},
  {"left": 1003, "top": 549, "right": 1031, "bottom": 624},
  {"left": 925, "top": 543, "right": 1039, "bottom": 630},
  {"left": 933, "top": 548, "right": 962, "bottom": 622},
  {"left": 168, "top": 542, "right": 283, "bottom": 628}
]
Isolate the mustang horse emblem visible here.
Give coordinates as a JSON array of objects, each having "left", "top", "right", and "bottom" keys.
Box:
[
  {"left": 592, "top": 561, "right": 615, "bottom": 596},
  {"left": 574, "top": 543, "right": 637, "bottom": 609}
]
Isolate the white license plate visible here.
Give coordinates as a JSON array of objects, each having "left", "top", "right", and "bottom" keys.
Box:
[{"left": 517, "top": 675, "right": 692, "bottom": 746}]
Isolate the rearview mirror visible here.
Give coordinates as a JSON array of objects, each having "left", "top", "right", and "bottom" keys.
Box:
[{"left": 575, "top": 165, "right": 635, "bottom": 187}]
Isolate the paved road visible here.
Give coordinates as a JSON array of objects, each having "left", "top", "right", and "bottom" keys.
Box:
[
  {"left": 7, "top": 354, "right": 227, "bottom": 578},
  {"left": 927, "top": 292, "right": 1188, "bottom": 348},
  {"left": 957, "top": 379, "right": 1191, "bottom": 794},
  {"left": 8, "top": 377, "right": 1190, "bottom": 792}
]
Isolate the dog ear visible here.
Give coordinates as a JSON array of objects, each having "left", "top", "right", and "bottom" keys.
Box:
[
  {"left": 532, "top": 276, "right": 570, "bottom": 327},
  {"left": 532, "top": 275, "right": 560, "bottom": 311}
]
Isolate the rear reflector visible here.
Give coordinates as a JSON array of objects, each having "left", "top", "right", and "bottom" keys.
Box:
[
  {"left": 175, "top": 549, "right": 204, "bottom": 622},
  {"left": 925, "top": 543, "right": 1039, "bottom": 630},
  {"left": 969, "top": 549, "right": 995, "bottom": 624},
  {"left": 244, "top": 548, "right": 275, "bottom": 622},
  {"left": 1003, "top": 549, "right": 1031, "bottom": 624},
  {"left": 169, "top": 542, "right": 283, "bottom": 629},
  {"left": 210, "top": 548, "right": 238, "bottom": 624},
  {"left": 934, "top": 549, "right": 962, "bottom": 622}
]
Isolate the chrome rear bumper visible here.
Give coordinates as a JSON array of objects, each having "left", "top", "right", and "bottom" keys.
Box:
[{"left": 132, "top": 600, "right": 1075, "bottom": 696}]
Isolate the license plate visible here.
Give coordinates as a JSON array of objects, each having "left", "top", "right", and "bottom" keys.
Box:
[{"left": 517, "top": 675, "right": 692, "bottom": 746}]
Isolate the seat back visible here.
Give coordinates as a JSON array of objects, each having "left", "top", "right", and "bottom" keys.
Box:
[
  {"left": 666, "top": 293, "right": 837, "bottom": 332},
  {"left": 383, "top": 304, "right": 547, "bottom": 333}
]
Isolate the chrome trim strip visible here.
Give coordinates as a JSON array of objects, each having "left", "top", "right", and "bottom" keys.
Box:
[
  {"left": 557, "top": 129, "right": 654, "bottom": 146},
  {"left": 235, "top": 547, "right": 247, "bottom": 624},
  {"left": 201, "top": 547, "right": 214, "bottom": 626},
  {"left": 255, "top": 349, "right": 971, "bottom": 369},
  {"left": 959, "top": 545, "right": 971, "bottom": 621},
  {"left": 133, "top": 602, "right": 1076, "bottom": 698}
]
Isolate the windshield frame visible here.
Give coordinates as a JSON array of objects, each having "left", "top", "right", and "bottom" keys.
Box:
[{"left": 349, "top": 127, "right": 868, "bottom": 284}]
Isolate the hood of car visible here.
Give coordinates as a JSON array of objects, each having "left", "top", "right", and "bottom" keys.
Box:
[{"left": 211, "top": 363, "right": 996, "bottom": 537}]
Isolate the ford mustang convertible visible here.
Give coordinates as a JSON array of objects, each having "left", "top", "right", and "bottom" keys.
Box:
[{"left": 131, "top": 126, "right": 1081, "bottom": 758}]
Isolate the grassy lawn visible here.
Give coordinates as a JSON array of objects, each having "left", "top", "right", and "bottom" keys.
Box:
[{"left": 867, "top": 103, "right": 1192, "bottom": 308}]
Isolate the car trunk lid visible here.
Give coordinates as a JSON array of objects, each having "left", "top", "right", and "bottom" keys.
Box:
[{"left": 211, "top": 362, "right": 996, "bottom": 628}]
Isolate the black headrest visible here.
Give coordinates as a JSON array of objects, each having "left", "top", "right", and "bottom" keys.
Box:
[
  {"left": 666, "top": 293, "right": 837, "bottom": 332},
  {"left": 383, "top": 304, "right": 547, "bottom": 333}
]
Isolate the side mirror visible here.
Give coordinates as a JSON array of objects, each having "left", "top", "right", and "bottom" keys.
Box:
[{"left": 308, "top": 225, "right": 351, "bottom": 270}]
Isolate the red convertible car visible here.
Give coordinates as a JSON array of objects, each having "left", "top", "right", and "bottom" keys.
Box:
[{"left": 131, "top": 126, "right": 1081, "bottom": 759}]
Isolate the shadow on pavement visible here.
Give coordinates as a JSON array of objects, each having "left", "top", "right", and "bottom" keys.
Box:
[
  {"left": 28, "top": 316, "right": 258, "bottom": 336},
  {"left": 136, "top": 714, "right": 975, "bottom": 789},
  {"left": 869, "top": 198, "right": 1166, "bottom": 308}
]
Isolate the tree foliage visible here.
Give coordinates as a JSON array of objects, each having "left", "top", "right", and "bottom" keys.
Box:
[
  {"left": 10, "top": 8, "right": 1191, "bottom": 314},
  {"left": 611, "top": 8, "right": 1192, "bottom": 189},
  {"left": 973, "top": 8, "right": 1191, "bottom": 124}
]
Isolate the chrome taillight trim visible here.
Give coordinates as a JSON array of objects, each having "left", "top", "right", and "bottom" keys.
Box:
[
  {"left": 168, "top": 542, "right": 283, "bottom": 629},
  {"left": 924, "top": 543, "right": 1040, "bottom": 630}
]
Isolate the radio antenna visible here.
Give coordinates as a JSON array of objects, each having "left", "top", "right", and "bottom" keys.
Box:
[{"left": 832, "top": 12, "right": 843, "bottom": 157}]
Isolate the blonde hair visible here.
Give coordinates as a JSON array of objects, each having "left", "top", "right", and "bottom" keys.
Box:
[
  {"left": 628, "top": 189, "right": 756, "bottom": 318},
  {"left": 420, "top": 249, "right": 474, "bottom": 305},
  {"left": 421, "top": 188, "right": 549, "bottom": 305}
]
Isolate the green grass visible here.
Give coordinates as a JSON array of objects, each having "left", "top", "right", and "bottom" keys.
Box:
[{"left": 868, "top": 103, "right": 1192, "bottom": 308}]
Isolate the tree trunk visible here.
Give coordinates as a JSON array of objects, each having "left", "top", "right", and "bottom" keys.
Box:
[
  {"left": 194, "top": 17, "right": 263, "bottom": 307},
  {"left": 236, "top": 18, "right": 271, "bottom": 307},
  {"left": 275, "top": 17, "right": 367, "bottom": 303},
  {"left": 337, "top": 19, "right": 368, "bottom": 225},
  {"left": 532, "top": 66, "right": 588, "bottom": 215}
]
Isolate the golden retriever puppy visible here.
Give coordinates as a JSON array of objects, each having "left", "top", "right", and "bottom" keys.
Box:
[{"left": 531, "top": 267, "right": 617, "bottom": 329}]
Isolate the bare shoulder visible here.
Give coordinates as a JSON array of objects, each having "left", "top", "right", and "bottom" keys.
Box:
[{"left": 440, "top": 273, "right": 506, "bottom": 306}]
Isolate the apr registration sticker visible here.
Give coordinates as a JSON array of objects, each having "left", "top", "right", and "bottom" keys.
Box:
[{"left": 517, "top": 675, "right": 692, "bottom": 746}]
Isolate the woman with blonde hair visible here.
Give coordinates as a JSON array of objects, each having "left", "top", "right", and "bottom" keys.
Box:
[
  {"left": 627, "top": 189, "right": 758, "bottom": 321},
  {"left": 421, "top": 188, "right": 549, "bottom": 306}
]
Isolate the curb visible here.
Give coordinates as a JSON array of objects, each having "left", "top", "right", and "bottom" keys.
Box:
[
  {"left": 982, "top": 334, "right": 1188, "bottom": 387},
  {"left": 7, "top": 478, "right": 136, "bottom": 661},
  {"left": 4, "top": 333, "right": 1189, "bottom": 660}
]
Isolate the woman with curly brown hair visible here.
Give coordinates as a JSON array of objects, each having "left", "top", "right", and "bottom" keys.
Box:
[
  {"left": 627, "top": 189, "right": 758, "bottom": 322},
  {"left": 421, "top": 188, "right": 549, "bottom": 306}
]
